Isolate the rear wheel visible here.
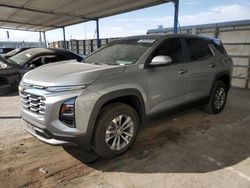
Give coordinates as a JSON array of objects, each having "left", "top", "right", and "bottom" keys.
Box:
[
  {"left": 93, "top": 103, "right": 139, "bottom": 158},
  {"left": 205, "top": 81, "right": 228, "bottom": 114}
]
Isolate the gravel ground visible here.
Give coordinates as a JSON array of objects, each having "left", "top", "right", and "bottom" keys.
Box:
[{"left": 0, "top": 88, "right": 250, "bottom": 188}]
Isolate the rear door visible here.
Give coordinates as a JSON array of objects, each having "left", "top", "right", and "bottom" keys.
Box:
[
  {"left": 183, "top": 37, "right": 218, "bottom": 101},
  {"left": 145, "top": 37, "right": 191, "bottom": 115}
]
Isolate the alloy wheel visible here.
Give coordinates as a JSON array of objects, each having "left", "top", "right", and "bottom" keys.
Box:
[
  {"left": 105, "top": 115, "right": 134, "bottom": 151},
  {"left": 214, "top": 87, "right": 226, "bottom": 110}
]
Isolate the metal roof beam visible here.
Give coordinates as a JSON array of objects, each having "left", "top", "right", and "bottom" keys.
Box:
[
  {"left": 0, "top": 26, "right": 37, "bottom": 32},
  {"left": 173, "top": 0, "right": 179, "bottom": 34},
  {"left": 0, "top": 19, "right": 59, "bottom": 30},
  {"left": 62, "top": 27, "right": 67, "bottom": 50},
  {"left": 0, "top": 3, "right": 95, "bottom": 21}
]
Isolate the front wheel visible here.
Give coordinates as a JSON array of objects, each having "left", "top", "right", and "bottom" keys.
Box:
[
  {"left": 93, "top": 103, "right": 139, "bottom": 158},
  {"left": 205, "top": 81, "right": 228, "bottom": 114}
]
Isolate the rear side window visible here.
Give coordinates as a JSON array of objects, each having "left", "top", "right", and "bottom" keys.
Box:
[
  {"left": 43, "top": 56, "right": 58, "bottom": 63},
  {"left": 57, "top": 55, "right": 68, "bottom": 61},
  {"left": 152, "top": 38, "right": 183, "bottom": 64},
  {"left": 185, "top": 38, "right": 213, "bottom": 61}
]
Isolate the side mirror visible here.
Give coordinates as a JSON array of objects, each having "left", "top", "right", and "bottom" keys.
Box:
[
  {"left": 29, "top": 64, "right": 36, "bottom": 69},
  {"left": 76, "top": 58, "right": 82, "bottom": 62},
  {"left": 150, "top": 55, "right": 172, "bottom": 66}
]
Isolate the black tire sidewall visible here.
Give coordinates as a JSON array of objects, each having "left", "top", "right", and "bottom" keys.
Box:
[
  {"left": 208, "top": 81, "right": 228, "bottom": 114},
  {"left": 93, "top": 103, "right": 139, "bottom": 158}
]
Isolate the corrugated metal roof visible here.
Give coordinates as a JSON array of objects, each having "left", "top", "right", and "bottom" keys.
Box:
[
  {"left": 0, "top": 0, "right": 171, "bottom": 32},
  {"left": 147, "top": 19, "right": 250, "bottom": 34}
]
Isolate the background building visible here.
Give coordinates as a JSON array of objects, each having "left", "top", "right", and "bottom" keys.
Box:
[{"left": 0, "top": 41, "right": 45, "bottom": 53}]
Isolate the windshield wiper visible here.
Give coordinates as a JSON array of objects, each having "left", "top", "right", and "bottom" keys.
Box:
[{"left": 86, "top": 61, "right": 119, "bottom": 66}]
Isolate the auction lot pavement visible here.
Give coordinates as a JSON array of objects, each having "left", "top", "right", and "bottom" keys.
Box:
[{"left": 0, "top": 88, "right": 250, "bottom": 188}]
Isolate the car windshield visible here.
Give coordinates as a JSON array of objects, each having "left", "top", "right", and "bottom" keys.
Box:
[
  {"left": 84, "top": 39, "right": 155, "bottom": 65},
  {"left": 8, "top": 50, "right": 33, "bottom": 66}
]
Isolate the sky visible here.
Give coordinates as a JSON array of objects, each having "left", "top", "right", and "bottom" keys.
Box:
[{"left": 0, "top": 0, "right": 250, "bottom": 43}]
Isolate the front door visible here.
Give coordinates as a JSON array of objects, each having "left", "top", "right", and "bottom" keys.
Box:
[{"left": 144, "top": 38, "right": 191, "bottom": 115}]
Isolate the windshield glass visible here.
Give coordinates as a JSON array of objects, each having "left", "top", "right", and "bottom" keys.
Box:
[
  {"left": 8, "top": 50, "right": 33, "bottom": 66},
  {"left": 84, "top": 39, "right": 155, "bottom": 65}
]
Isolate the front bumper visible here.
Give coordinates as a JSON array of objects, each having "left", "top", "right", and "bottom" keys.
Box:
[
  {"left": 23, "top": 119, "right": 75, "bottom": 145},
  {"left": 22, "top": 117, "right": 93, "bottom": 150},
  {"left": 19, "top": 87, "right": 101, "bottom": 150}
]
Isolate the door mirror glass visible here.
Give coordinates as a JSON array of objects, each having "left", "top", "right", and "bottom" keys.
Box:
[
  {"left": 29, "top": 64, "right": 36, "bottom": 69},
  {"left": 150, "top": 55, "right": 172, "bottom": 66}
]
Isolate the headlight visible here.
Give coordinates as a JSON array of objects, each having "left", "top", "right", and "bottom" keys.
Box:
[
  {"left": 46, "top": 85, "right": 88, "bottom": 92},
  {"left": 0, "top": 61, "right": 8, "bottom": 68},
  {"left": 59, "top": 97, "right": 77, "bottom": 128},
  {"left": 18, "top": 84, "right": 23, "bottom": 92}
]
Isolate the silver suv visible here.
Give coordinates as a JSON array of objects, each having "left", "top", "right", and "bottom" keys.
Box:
[{"left": 19, "top": 35, "right": 233, "bottom": 158}]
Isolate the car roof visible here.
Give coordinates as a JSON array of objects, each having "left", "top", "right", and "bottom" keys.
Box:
[
  {"left": 118, "top": 35, "right": 165, "bottom": 40},
  {"left": 23, "top": 48, "right": 55, "bottom": 56},
  {"left": 21, "top": 48, "right": 81, "bottom": 57},
  {"left": 48, "top": 48, "right": 70, "bottom": 53},
  {"left": 119, "top": 34, "right": 217, "bottom": 42}
]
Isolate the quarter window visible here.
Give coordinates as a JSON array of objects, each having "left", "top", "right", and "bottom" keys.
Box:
[
  {"left": 212, "top": 40, "right": 226, "bottom": 55},
  {"left": 185, "top": 38, "right": 212, "bottom": 61}
]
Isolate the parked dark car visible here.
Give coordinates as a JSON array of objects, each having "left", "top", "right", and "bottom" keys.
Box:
[
  {"left": 0, "top": 48, "right": 83, "bottom": 95},
  {"left": 0, "top": 48, "right": 30, "bottom": 60}
]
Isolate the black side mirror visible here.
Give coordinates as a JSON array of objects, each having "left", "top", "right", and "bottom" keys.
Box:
[{"left": 29, "top": 64, "right": 36, "bottom": 69}]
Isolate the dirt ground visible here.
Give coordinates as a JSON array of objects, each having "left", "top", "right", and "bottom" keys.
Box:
[{"left": 0, "top": 88, "right": 250, "bottom": 188}]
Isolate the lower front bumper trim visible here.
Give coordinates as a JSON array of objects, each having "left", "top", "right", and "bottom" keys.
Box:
[{"left": 23, "top": 122, "right": 76, "bottom": 146}]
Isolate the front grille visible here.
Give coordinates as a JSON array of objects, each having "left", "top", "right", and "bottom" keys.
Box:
[{"left": 20, "top": 92, "right": 46, "bottom": 115}]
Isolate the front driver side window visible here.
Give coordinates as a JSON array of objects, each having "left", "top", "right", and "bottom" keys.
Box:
[
  {"left": 28, "top": 55, "right": 58, "bottom": 69},
  {"left": 41, "top": 56, "right": 58, "bottom": 64},
  {"left": 152, "top": 38, "right": 183, "bottom": 64},
  {"left": 28, "top": 57, "right": 43, "bottom": 68}
]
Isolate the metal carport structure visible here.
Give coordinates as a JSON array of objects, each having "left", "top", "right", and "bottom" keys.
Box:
[{"left": 0, "top": 0, "right": 179, "bottom": 49}]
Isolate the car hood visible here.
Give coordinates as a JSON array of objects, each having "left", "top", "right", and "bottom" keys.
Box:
[{"left": 22, "top": 60, "right": 126, "bottom": 87}]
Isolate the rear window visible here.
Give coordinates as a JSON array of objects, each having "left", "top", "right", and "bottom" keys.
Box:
[{"left": 185, "top": 38, "right": 213, "bottom": 61}]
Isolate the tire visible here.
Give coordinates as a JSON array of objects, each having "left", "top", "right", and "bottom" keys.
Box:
[
  {"left": 205, "top": 81, "right": 228, "bottom": 114},
  {"left": 0, "top": 84, "right": 13, "bottom": 96},
  {"left": 93, "top": 102, "right": 139, "bottom": 158}
]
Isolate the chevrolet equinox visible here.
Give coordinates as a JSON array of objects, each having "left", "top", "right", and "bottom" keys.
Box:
[{"left": 19, "top": 35, "right": 233, "bottom": 158}]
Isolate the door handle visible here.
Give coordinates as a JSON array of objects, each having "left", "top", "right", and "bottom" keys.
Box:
[
  {"left": 209, "top": 63, "right": 216, "bottom": 67},
  {"left": 178, "top": 69, "right": 188, "bottom": 74}
]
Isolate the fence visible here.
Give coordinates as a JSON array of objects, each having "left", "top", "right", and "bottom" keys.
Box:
[{"left": 48, "top": 38, "right": 117, "bottom": 56}]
